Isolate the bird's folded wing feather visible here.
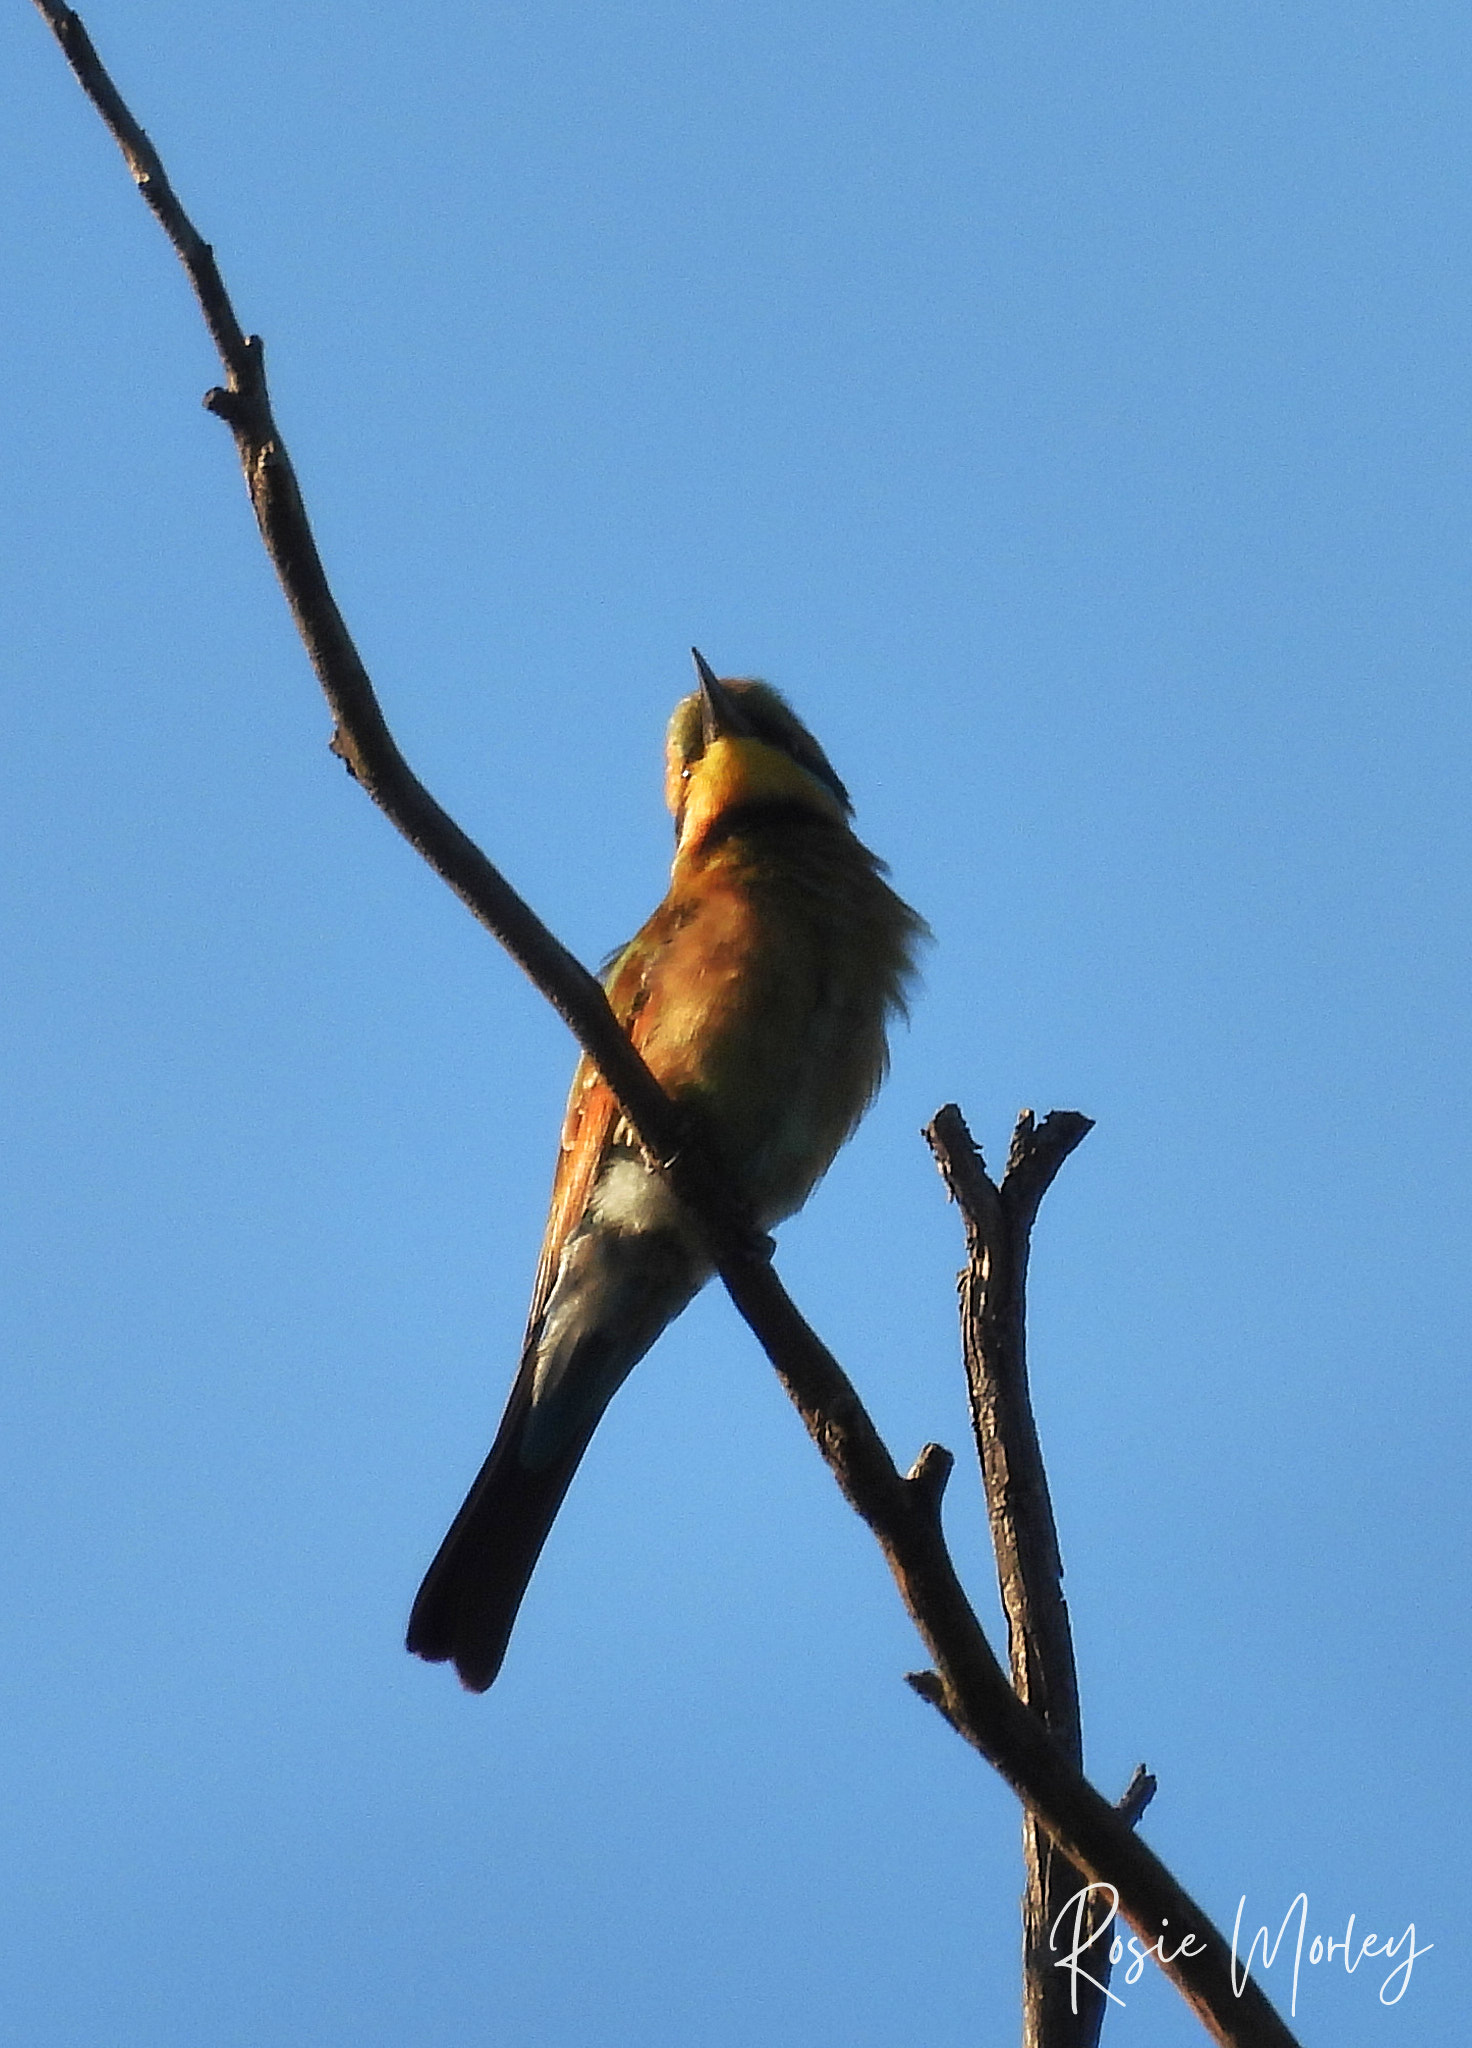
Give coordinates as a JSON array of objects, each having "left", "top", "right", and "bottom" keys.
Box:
[{"left": 519, "top": 929, "right": 661, "bottom": 1349}]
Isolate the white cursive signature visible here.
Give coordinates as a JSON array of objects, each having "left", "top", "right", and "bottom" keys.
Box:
[
  {"left": 1050, "top": 1885, "right": 1206, "bottom": 2012},
  {"left": 1048, "top": 1885, "right": 1431, "bottom": 2016},
  {"left": 1231, "top": 1893, "right": 1432, "bottom": 2014}
]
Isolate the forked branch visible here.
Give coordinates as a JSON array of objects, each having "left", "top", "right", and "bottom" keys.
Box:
[
  {"left": 927, "top": 1105, "right": 1155, "bottom": 2048},
  {"left": 32, "top": 9, "right": 1298, "bottom": 2043}
]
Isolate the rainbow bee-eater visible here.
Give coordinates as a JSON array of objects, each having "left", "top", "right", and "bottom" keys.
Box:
[{"left": 407, "top": 653, "right": 926, "bottom": 1691}]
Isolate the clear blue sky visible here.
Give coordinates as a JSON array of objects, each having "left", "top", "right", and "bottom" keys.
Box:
[{"left": 4, "top": 3, "right": 1467, "bottom": 2042}]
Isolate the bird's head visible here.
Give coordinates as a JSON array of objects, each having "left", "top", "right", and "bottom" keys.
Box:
[{"left": 665, "top": 650, "right": 852, "bottom": 852}]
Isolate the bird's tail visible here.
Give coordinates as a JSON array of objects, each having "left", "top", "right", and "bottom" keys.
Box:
[
  {"left": 409, "top": 1222, "right": 706, "bottom": 1691},
  {"left": 405, "top": 1370, "right": 594, "bottom": 1693}
]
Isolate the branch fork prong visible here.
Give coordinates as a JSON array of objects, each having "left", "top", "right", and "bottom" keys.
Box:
[
  {"left": 1118, "top": 1765, "right": 1158, "bottom": 1829},
  {"left": 203, "top": 385, "right": 246, "bottom": 427},
  {"left": 905, "top": 1441, "right": 954, "bottom": 1518},
  {"left": 905, "top": 1667, "right": 968, "bottom": 1736}
]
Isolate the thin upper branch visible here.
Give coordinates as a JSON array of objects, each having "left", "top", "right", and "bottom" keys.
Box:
[
  {"left": 36, "top": 3, "right": 250, "bottom": 372},
  {"left": 33, "top": 11, "right": 1300, "bottom": 2044}
]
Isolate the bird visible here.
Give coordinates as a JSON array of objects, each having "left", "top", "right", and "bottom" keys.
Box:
[{"left": 407, "top": 652, "right": 926, "bottom": 1691}]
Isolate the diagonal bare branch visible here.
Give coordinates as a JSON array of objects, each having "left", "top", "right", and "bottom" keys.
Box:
[{"left": 31, "top": 11, "right": 1300, "bottom": 2044}]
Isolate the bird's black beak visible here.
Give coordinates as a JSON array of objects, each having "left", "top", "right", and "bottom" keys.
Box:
[{"left": 692, "top": 647, "right": 753, "bottom": 748}]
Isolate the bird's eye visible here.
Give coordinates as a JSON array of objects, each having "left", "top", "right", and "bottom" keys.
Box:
[{"left": 681, "top": 766, "right": 692, "bottom": 782}]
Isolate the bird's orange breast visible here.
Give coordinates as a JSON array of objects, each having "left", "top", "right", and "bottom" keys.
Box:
[{"left": 613, "top": 821, "right": 913, "bottom": 1224}]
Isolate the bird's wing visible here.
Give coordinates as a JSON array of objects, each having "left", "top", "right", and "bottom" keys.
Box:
[
  {"left": 519, "top": 929, "right": 657, "bottom": 1347},
  {"left": 409, "top": 907, "right": 691, "bottom": 1690}
]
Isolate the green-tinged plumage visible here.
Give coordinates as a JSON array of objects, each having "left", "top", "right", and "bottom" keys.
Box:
[{"left": 407, "top": 658, "right": 927, "bottom": 1690}]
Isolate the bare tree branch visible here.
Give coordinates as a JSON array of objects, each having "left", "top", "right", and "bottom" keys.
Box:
[
  {"left": 1118, "top": 1765, "right": 1159, "bottom": 1832},
  {"left": 928, "top": 1104, "right": 1117, "bottom": 2048},
  {"left": 926, "top": 1107, "right": 1091, "bottom": 1746},
  {"left": 31, "top": 10, "right": 1301, "bottom": 2044}
]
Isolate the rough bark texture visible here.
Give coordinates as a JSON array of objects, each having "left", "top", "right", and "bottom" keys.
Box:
[{"left": 927, "top": 1106, "right": 1151, "bottom": 2048}]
